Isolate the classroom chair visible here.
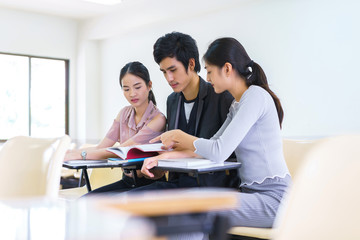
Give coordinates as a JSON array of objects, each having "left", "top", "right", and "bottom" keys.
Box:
[
  {"left": 229, "top": 135, "right": 360, "bottom": 240},
  {"left": 273, "top": 135, "right": 360, "bottom": 240},
  {"left": 228, "top": 138, "right": 318, "bottom": 239},
  {"left": 0, "top": 135, "right": 71, "bottom": 200}
]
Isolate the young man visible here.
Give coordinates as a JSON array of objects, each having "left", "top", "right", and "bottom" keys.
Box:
[
  {"left": 84, "top": 32, "right": 234, "bottom": 196},
  {"left": 137, "top": 32, "right": 235, "bottom": 189}
]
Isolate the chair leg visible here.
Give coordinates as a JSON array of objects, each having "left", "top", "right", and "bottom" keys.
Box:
[{"left": 208, "top": 215, "right": 231, "bottom": 240}]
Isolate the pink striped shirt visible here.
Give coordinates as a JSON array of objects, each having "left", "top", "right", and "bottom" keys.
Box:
[{"left": 105, "top": 101, "right": 165, "bottom": 144}]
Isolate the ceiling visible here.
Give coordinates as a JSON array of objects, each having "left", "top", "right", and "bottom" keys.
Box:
[
  {"left": 0, "top": 0, "right": 123, "bottom": 19},
  {"left": 0, "top": 0, "right": 239, "bottom": 36}
]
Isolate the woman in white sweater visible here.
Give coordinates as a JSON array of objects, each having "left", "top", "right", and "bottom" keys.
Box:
[{"left": 143, "top": 37, "right": 291, "bottom": 228}]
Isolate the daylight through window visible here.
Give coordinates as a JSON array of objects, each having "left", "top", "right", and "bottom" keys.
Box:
[{"left": 0, "top": 53, "right": 69, "bottom": 140}]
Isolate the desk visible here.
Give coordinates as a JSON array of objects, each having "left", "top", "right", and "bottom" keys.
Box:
[
  {"left": 1, "top": 188, "right": 238, "bottom": 239},
  {"left": 0, "top": 197, "right": 154, "bottom": 240},
  {"left": 93, "top": 188, "right": 238, "bottom": 238},
  {"left": 63, "top": 160, "right": 241, "bottom": 192},
  {"left": 155, "top": 161, "right": 241, "bottom": 185},
  {"left": 63, "top": 160, "right": 142, "bottom": 192}
]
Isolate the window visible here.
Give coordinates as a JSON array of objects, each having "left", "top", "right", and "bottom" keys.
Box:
[{"left": 0, "top": 53, "right": 69, "bottom": 140}]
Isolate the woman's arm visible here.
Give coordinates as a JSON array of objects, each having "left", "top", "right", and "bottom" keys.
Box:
[
  {"left": 122, "top": 113, "right": 166, "bottom": 146},
  {"left": 120, "top": 113, "right": 166, "bottom": 178},
  {"left": 64, "top": 137, "right": 118, "bottom": 161},
  {"left": 64, "top": 110, "right": 166, "bottom": 161},
  {"left": 150, "top": 88, "right": 268, "bottom": 163},
  {"left": 194, "top": 87, "right": 267, "bottom": 162},
  {"left": 64, "top": 111, "right": 123, "bottom": 161}
]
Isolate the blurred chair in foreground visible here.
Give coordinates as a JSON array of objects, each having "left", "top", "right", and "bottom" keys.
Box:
[
  {"left": 0, "top": 135, "right": 71, "bottom": 200},
  {"left": 229, "top": 135, "right": 360, "bottom": 240},
  {"left": 228, "top": 138, "right": 319, "bottom": 239},
  {"left": 273, "top": 135, "right": 360, "bottom": 240}
]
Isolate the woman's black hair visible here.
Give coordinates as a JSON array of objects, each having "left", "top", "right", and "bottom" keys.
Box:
[
  {"left": 203, "top": 38, "right": 284, "bottom": 127},
  {"left": 153, "top": 32, "right": 201, "bottom": 73},
  {"left": 119, "top": 61, "right": 156, "bottom": 105}
]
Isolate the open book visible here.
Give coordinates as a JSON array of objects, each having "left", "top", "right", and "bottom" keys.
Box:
[
  {"left": 107, "top": 143, "right": 165, "bottom": 160},
  {"left": 157, "top": 158, "right": 215, "bottom": 168}
]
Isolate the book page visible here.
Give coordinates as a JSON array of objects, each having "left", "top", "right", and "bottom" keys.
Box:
[
  {"left": 107, "top": 143, "right": 165, "bottom": 159},
  {"left": 133, "top": 143, "right": 164, "bottom": 152},
  {"left": 107, "top": 146, "right": 131, "bottom": 159}
]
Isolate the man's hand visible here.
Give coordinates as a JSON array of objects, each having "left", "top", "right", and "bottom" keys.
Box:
[
  {"left": 141, "top": 150, "right": 200, "bottom": 178},
  {"left": 141, "top": 156, "right": 165, "bottom": 179}
]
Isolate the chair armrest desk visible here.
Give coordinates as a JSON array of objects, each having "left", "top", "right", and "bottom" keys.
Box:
[
  {"left": 155, "top": 161, "right": 241, "bottom": 185},
  {"left": 62, "top": 160, "right": 143, "bottom": 192},
  {"left": 63, "top": 160, "right": 241, "bottom": 192}
]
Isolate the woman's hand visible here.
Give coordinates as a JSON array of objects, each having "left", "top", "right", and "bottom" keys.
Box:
[
  {"left": 150, "top": 129, "right": 198, "bottom": 151},
  {"left": 63, "top": 149, "right": 81, "bottom": 161},
  {"left": 150, "top": 130, "right": 179, "bottom": 150}
]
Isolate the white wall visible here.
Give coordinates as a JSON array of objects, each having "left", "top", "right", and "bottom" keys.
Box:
[
  {"left": 80, "top": 0, "right": 360, "bottom": 140},
  {"left": 74, "top": 38, "right": 102, "bottom": 143},
  {"left": 0, "top": 8, "right": 79, "bottom": 139},
  {"left": 2, "top": 0, "right": 359, "bottom": 142}
]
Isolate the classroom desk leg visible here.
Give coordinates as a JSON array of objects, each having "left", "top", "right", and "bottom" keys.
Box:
[
  {"left": 82, "top": 169, "right": 92, "bottom": 192},
  {"left": 78, "top": 170, "right": 83, "bottom": 187},
  {"left": 188, "top": 171, "right": 201, "bottom": 186},
  {"left": 131, "top": 170, "right": 137, "bottom": 186},
  {"left": 195, "top": 173, "right": 200, "bottom": 186}
]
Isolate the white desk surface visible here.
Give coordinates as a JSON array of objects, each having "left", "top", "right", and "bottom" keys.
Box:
[
  {"left": 0, "top": 197, "right": 154, "bottom": 240},
  {"left": 0, "top": 188, "right": 238, "bottom": 239}
]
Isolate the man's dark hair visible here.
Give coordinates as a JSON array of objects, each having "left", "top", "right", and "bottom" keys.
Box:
[{"left": 153, "top": 32, "right": 201, "bottom": 73}]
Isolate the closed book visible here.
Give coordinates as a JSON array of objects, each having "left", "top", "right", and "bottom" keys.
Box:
[
  {"left": 66, "top": 159, "right": 108, "bottom": 164},
  {"left": 157, "top": 158, "right": 214, "bottom": 168},
  {"left": 107, "top": 157, "right": 147, "bottom": 163},
  {"left": 106, "top": 143, "right": 165, "bottom": 160}
]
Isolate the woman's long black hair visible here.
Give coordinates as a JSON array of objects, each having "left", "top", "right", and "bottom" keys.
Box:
[
  {"left": 119, "top": 61, "right": 156, "bottom": 105},
  {"left": 203, "top": 38, "right": 283, "bottom": 128}
]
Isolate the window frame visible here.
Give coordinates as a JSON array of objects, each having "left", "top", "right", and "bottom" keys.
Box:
[{"left": 0, "top": 52, "right": 69, "bottom": 142}]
